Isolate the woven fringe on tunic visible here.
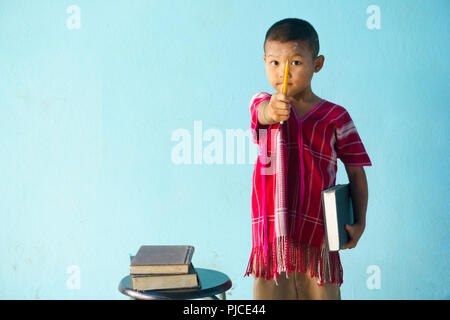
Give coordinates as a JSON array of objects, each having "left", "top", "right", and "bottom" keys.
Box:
[{"left": 244, "top": 237, "right": 343, "bottom": 287}]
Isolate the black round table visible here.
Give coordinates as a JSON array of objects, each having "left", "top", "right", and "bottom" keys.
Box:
[{"left": 118, "top": 268, "right": 232, "bottom": 300}]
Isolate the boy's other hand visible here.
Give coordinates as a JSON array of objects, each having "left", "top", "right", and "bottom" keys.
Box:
[
  {"left": 341, "top": 223, "right": 365, "bottom": 250},
  {"left": 268, "top": 92, "right": 291, "bottom": 123}
]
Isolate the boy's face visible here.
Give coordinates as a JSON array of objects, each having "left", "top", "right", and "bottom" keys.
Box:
[{"left": 263, "top": 40, "right": 324, "bottom": 98}]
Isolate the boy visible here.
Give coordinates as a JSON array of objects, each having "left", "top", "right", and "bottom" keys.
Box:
[{"left": 244, "top": 18, "right": 371, "bottom": 300}]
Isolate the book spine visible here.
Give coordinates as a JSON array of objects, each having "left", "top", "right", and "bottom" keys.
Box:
[{"left": 184, "top": 246, "right": 194, "bottom": 264}]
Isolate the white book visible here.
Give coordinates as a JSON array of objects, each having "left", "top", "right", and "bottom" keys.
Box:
[{"left": 321, "top": 184, "right": 354, "bottom": 251}]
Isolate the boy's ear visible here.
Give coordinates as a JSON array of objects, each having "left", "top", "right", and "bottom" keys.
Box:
[
  {"left": 263, "top": 55, "right": 266, "bottom": 63},
  {"left": 314, "top": 55, "right": 325, "bottom": 72}
]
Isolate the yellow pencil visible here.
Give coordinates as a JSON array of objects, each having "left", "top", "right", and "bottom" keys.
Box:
[
  {"left": 280, "top": 60, "right": 289, "bottom": 124},
  {"left": 282, "top": 59, "right": 289, "bottom": 95}
]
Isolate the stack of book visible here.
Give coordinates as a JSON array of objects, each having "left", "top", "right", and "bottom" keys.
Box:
[{"left": 129, "top": 245, "right": 201, "bottom": 291}]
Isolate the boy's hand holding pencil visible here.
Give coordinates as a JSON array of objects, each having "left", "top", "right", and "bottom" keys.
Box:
[{"left": 263, "top": 60, "right": 291, "bottom": 124}]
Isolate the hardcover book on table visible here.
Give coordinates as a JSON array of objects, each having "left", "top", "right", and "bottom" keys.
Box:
[
  {"left": 321, "top": 184, "right": 354, "bottom": 251},
  {"left": 131, "top": 262, "right": 201, "bottom": 291},
  {"left": 130, "top": 245, "right": 195, "bottom": 274}
]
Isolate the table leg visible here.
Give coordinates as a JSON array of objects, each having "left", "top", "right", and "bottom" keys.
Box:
[{"left": 202, "top": 292, "right": 226, "bottom": 300}]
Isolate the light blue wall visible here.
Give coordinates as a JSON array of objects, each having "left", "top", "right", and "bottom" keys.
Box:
[{"left": 0, "top": 0, "right": 448, "bottom": 299}]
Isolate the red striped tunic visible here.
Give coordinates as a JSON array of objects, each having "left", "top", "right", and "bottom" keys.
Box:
[{"left": 245, "top": 92, "right": 372, "bottom": 285}]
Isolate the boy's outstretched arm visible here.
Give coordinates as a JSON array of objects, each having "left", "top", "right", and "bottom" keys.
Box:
[{"left": 341, "top": 165, "right": 368, "bottom": 250}]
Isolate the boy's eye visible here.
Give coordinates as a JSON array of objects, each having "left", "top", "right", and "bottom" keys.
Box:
[{"left": 270, "top": 60, "right": 301, "bottom": 66}]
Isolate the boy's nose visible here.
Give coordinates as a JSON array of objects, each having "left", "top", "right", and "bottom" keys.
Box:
[{"left": 279, "top": 73, "right": 290, "bottom": 81}]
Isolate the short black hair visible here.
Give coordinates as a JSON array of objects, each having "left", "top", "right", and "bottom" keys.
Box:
[{"left": 264, "top": 18, "right": 320, "bottom": 60}]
